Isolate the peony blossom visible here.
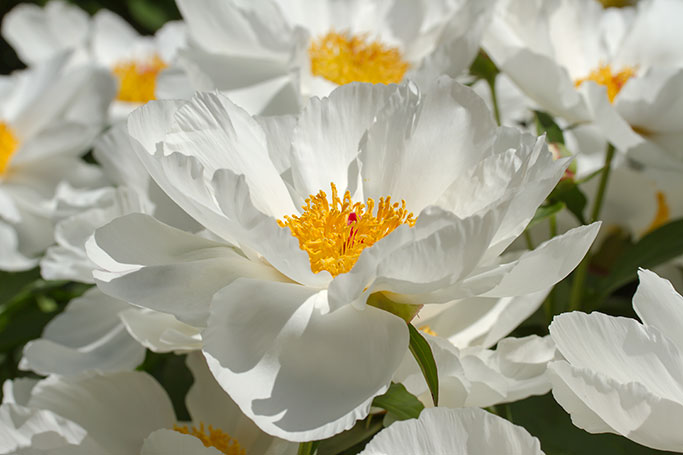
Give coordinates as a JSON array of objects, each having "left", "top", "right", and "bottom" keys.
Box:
[{"left": 88, "top": 78, "right": 599, "bottom": 440}]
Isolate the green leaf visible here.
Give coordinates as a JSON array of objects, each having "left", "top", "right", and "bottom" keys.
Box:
[
  {"left": 0, "top": 268, "right": 40, "bottom": 305},
  {"left": 298, "top": 441, "right": 319, "bottom": 455},
  {"left": 510, "top": 393, "right": 669, "bottom": 454},
  {"left": 127, "top": 0, "right": 176, "bottom": 32},
  {"left": 469, "top": 51, "right": 499, "bottom": 85},
  {"left": 317, "top": 416, "right": 384, "bottom": 455},
  {"left": 595, "top": 218, "right": 683, "bottom": 299},
  {"left": 534, "top": 110, "right": 565, "bottom": 145},
  {"left": 527, "top": 202, "right": 565, "bottom": 230},
  {"left": 372, "top": 383, "right": 424, "bottom": 421},
  {"left": 407, "top": 323, "right": 439, "bottom": 406},
  {"left": 549, "top": 180, "right": 588, "bottom": 224}
]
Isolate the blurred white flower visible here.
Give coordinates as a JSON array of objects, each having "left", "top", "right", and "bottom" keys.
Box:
[
  {"left": 0, "top": 55, "right": 114, "bottom": 271},
  {"left": 0, "top": 353, "right": 295, "bottom": 455},
  {"left": 359, "top": 407, "right": 544, "bottom": 455},
  {"left": 549, "top": 269, "right": 683, "bottom": 452},
  {"left": 484, "top": 0, "right": 683, "bottom": 170},
  {"left": 87, "top": 79, "right": 598, "bottom": 441},
  {"left": 163, "top": 0, "right": 495, "bottom": 114},
  {"left": 2, "top": 0, "right": 187, "bottom": 120}
]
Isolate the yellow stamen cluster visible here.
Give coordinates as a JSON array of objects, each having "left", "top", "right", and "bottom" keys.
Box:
[
  {"left": 0, "top": 122, "right": 19, "bottom": 175},
  {"left": 279, "top": 183, "right": 416, "bottom": 277},
  {"left": 309, "top": 31, "right": 409, "bottom": 85},
  {"left": 575, "top": 64, "right": 636, "bottom": 103},
  {"left": 173, "top": 423, "right": 245, "bottom": 455},
  {"left": 112, "top": 55, "right": 168, "bottom": 103},
  {"left": 644, "top": 191, "right": 670, "bottom": 234}
]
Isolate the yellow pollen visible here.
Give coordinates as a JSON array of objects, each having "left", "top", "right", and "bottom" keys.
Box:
[
  {"left": 0, "top": 122, "right": 19, "bottom": 175},
  {"left": 173, "top": 423, "right": 245, "bottom": 455},
  {"left": 112, "top": 55, "right": 168, "bottom": 103},
  {"left": 575, "top": 64, "right": 636, "bottom": 103},
  {"left": 420, "top": 326, "right": 437, "bottom": 337},
  {"left": 309, "top": 31, "right": 409, "bottom": 85},
  {"left": 279, "top": 183, "right": 416, "bottom": 277},
  {"left": 644, "top": 191, "right": 670, "bottom": 235}
]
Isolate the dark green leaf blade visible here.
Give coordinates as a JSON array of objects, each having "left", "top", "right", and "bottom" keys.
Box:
[
  {"left": 549, "top": 180, "right": 588, "bottom": 224},
  {"left": 407, "top": 323, "right": 439, "bottom": 406},
  {"left": 527, "top": 202, "right": 565, "bottom": 230},
  {"left": 596, "top": 218, "right": 683, "bottom": 298},
  {"left": 534, "top": 110, "right": 565, "bottom": 145},
  {"left": 372, "top": 382, "right": 424, "bottom": 421}
]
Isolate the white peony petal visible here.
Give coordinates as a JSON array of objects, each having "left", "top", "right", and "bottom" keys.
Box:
[
  {"left": 27, "top": 372, "right": 175, "bottom": 455},
  {"left": 550, "top": 311, "right": 683, "bottom": 403},
  {"left": 119, "top": 308, "right": 202, "bottom": 353},
  {"left": 20, "top": 288, "right": 145, "bottom": 376},
  {"left": 359, "top": 407, "right": 544, "bottom": 455},
  {"left": 91, "top": 9, "right": 140, "bottom": 66},
  {"left": 90, "top": 213, "right": 280, "bottom": 327},
  {"left": 1, "top": 1, "right": 89, "bottom": 65},
  {"left": 482, "top": 222, "right": 600, "bottom": 297},
  {"left": 633, "top": 269, "right": 683, "bottom": 354},
  {"left": 140, "top": 429, "right": 222, "bottom": 455},
  {"left": 550, "top": 360, "right": 683, "bottom": 452},
  {"left": 289, "top": 82, "right": 395, "bottom": 198},
  {"left": 203, "top": 278, "right": 408, "bottom": 441},
  {"left": 360, "top": 78, "right": 496, "bottom": 214}
]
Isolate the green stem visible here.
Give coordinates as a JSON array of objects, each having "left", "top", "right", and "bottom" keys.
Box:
[
  {"left": 524, "top": 230, "right": 534, "bottom": 250},
  {"left": 488, "top": 79, "right": 502, "bottom": 126},
  {"left": 297, "top": 441, "right": 317, "bottom": 455},
  {"left": 568, "top": 143, "right": 615, "bottom": 311}
]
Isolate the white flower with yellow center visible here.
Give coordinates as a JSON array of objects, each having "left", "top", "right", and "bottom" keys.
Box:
[
  {"left": 549, "top": 270, "right": 683, "bottom": 452},
  {"left": 18, "top": 124, "right": 200, "bottom": 378},
  {"left": 87, "top": 78, "right": 599, "bottom": 441},
  {"left": 2, "top": 1, "right": 187, "bottom": 120},
  {"left": 358, "top": 407, "right": 544, "bottom": 455},
  {"left": 484, "top": 0, "right": 683, "bottom": 169},
  {"left": 0, "top": 55, "right": 115, "bottom": 271},
  {"left": 162, "top": 0, "right": 495, "bottom": 115},
  {"left": 0, "top": 353, "right": 296, "bottom": 455}
]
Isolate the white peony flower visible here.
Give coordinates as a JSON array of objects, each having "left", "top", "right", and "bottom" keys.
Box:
[
  {"left": 0, "top": 55, "right": 114, "bottom": 271},
  {"left": 2, "top": 0, "right": 187, "bottom": 120},
  {"left": 25, "top": 123, "right": 200, "bottom": 377},
  {"left": 358, "top": 407, "right": 544, "bottom": 455},
  {"left": 87, "top": 78, "right": 599, "bottom": 440},
  {"left": 0, "top": 353, "right": 295, "bottom": 455},
  {"left": 163, "top": 0, "right": 495, "bottom": 115},
  {"left": 549, "top": 269, "right": 683, "bottom": 452},
  {"left": 484, "top": 0, "right": 683, "bottom": 169}
]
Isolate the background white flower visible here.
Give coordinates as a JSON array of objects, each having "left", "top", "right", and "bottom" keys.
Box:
[
  {"left": 0, "top": 55, "right": 114, "bottom": 271},
  {"left": 358, "top": 407, "right": 544, "bottom": 455},
  {"left": 549, "top": 269, "right": 683, "bottom": 452}
]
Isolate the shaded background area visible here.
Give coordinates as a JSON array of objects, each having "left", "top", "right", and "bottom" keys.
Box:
[{"left": 0, "top": 0, "right": 180, "bottom": 74}]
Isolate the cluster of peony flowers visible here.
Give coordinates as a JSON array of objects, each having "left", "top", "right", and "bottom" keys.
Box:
[{"left": 0, "top": 0, "right": 681, "bottom": 454}]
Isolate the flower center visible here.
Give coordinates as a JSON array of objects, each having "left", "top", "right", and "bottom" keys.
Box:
[
  {"left": 309, "top": 31, "right": 409, "bottom": 85},
  {"left": 574, "top": 64, "right": 636, "bottom": 103},
  {"left": 0, "top": 122, "right": 19, "bottom": 175},
  {"left": 112, "top": 55, "right": 168, "bottom": 103},
  {"left": 173, "top": 423, "right": 245, "bottom": 455},
  {"left": 279, "top": 183, "right": 416, "bottom": 277}
]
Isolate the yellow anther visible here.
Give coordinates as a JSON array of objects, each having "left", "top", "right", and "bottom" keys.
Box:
[
  {"left": 173, "top": 423, "right": 245, "bottom": 455},
  {"left": 575, "top": 64, "right": 636, "bottom": 103},
  {"left": 279, "top": 183, "right": 415, "bottom": 277},
  {"left": 112, "top": 55, "right": 167, "bottom": 103},
  {"left": 644, "top": 191, "right": 670, "bottom": 235},
  {"left": 309, "top": 31, "right": 409, "bottom": 85},
  {"left": 0, "top": 122, "right": 19, "bottom": 175}
]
